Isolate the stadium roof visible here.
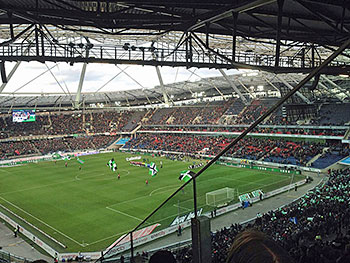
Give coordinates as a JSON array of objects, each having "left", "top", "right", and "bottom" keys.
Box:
[
  {"left": 1, "top": 0, "right": 349, "bottom": 46},
  {"left": 1, "top": 71, "right": 349, "bottom": 109},
  {"left": 0, "top": 0, "right": 350, "bottom": 108}
]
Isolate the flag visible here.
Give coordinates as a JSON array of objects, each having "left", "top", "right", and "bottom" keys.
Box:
[
  {"left": 148, "top": 162, "right": 158, "bottom": 177},
  {"left": 76, "top": 157, "right": 85, "bottom": 164},
  {"left": 107, "top": 159, "right": 117, "bottom": 172},
  {"left": 179, "top": 170, "right": 195, "bottom": 182},
  {"left": 289, "top": 217, "right": 298, "bottom": 224}
]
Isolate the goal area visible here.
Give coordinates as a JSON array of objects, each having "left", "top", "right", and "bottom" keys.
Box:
[{"left": 206, "top": 187, "right": 236, "bottom": 207}]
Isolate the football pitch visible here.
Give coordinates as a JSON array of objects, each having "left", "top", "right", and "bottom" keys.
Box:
[{"left": 0, "top": 152, "right": 304, "bottom": 252}]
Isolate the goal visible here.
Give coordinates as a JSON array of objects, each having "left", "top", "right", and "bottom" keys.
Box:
[{"left": 206, "top": 187, "right": 236, "bottom": 207}]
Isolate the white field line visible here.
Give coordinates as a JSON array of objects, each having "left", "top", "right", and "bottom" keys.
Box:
[
  {"left": 106, "top": 207, "right": 145, "bottom": 222},
  {"left": 75, "top": 169, "right": 130, "bottom": 181},
  {"left": 0, "top": 170, "right": 97, "bottom": 195},
  {"left": 0, "top": 169, "right": 13, "bottom": 175},
  {"left": 1, "top": 165, "right": 295, "bottom": 248},
  {"left": 0, "top": 196, "right": 85, "bottom": 247},
  {"left": 172, "top": 203, "right": 192, "bottom": 212},
  {"left": 87, "top": 217, "right": 160, "bottom": 247},
  {"left": 87, "top": 228, "right": 133, "bottom": 246},
  {"left": 178, "top": 177, "right": 291, "bottom": 207},
  {"left": 0, "top": 179, "right": 79, "bottom": 195},
  {"left": 217, "top": 174, "right": 280, "bottom": 186},
  {"left": 0, "top": 170, "right": 116, "bottom": 195},
  {"left": 149, "top": 185, "right": 179, "bottom": 196},
  {"left": 105, "top": 175, "right": 289, "bottom": 228},
  {"left": 92, "top": 175, "right": 293, "bottom": 246}
]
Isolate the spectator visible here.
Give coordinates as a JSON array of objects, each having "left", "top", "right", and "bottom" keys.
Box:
[{"left": 226, "top": 229, "right": 296, "bottom": 263}]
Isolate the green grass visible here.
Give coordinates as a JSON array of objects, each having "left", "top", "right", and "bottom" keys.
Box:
[{"left": 0, "top": 152, "right": 303, "bottom": 252}]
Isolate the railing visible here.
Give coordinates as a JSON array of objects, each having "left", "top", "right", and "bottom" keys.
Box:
[
  {"left": 0, "top": 42, "right": 347, "bottom": 70},
  {"left": 0, "top": 250, "right": 31, "bottom": 263}
]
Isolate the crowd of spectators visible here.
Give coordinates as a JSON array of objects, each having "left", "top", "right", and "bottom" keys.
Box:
[
  {"left": 0, "top": 141, "right": 37, "bottom": 159},
  {"left": 123, "top": 134, "right": 336, "bottom": 167},
  {"left": 0, "top": 110, "right": 137, "bottom": 138},
  {"left": 230, "top": 100, "right": 270, "bottom": 125},
  {"left": 0, "top": 115, "right": 50, "bottom": 138},
  {"left": 262, "top": 141, "right": 324, "bottom": 166},
  {"left": 140, "top": 125, "right": 347, "bottom": 137},
  {"left": 87, "top": 111, "right": 133, "bottom": 133},
  {"left": 1, "top": 101, "right": 349, "bottom": 139},
  {"left": 171, "top": 168, "right": 350, "bottom": 262},
  {"left": 0, "top": 135, "right": 118, "bottom": 158},
  {"left": 145, "top": 100, "right": 233, "bottom": 125}
]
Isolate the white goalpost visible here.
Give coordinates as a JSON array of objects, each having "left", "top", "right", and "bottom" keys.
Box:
[{"left": 206, "top": 187, "right": 236, "bottom": 207}]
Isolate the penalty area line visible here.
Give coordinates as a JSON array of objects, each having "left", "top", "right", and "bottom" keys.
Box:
[
  {"left": 106, "top": 206, "right": 145, "bottom": 222},
  {"left": 149, "top": 185, "right": 179, "bottom": 196}
]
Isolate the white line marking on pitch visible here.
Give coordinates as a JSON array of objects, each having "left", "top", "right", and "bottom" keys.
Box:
[
  {"left": 149, "top": 185, "right": 179, "bottom": 196},
  {"left": 0, "top": 169, "right": 13, "bottom": 175},
  {"left": 106, "top": 206, "right": 145, "bottom": 222},
  {"left": 0, "top": 196, "right": 85, "bottom": 247},
  {"left": 172, "top": 203, "right": 192, "bottom": 212},
  {"left": 88, "top": 219, "right": 158, "bottom": 247}
]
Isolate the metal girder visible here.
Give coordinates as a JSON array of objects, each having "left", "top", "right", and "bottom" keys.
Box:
[
  {"left": 74, "top": 63, "right": 87, "bottom": 108},
  {"left": 155, "top": 66, "right": 169, "bottom": 105},
  {"left": 185, "top": 69, "right": 225, "bottom": 99},
  {"left": 237, "top": 79, "right": 256, "bottom": 98},
  {"left": 262, "top": 76, "right": 282, "bottom": 95},
  {"left": 318, "top": 81, "right": 345, "bottom": 101},
  {"left": 321, "top": 76, "right": 350, "bottom": 96},
  {"left": 275, "top": 0, "right": 284, "bottom": 68},
  {"left": 187, "top": 0, "right": 277, "bottom": 32},
  {"left": 275, "top": 75, "right": 311, "bottom": 104},
  {"left": 95, "top": 66, "right": 129, "bottom": 93},
  {"left": 219, "top": 69, "right": 248, "bottom": 105},
  {"left": 0, "top": 61, "right": 21, "bottom": 93}
]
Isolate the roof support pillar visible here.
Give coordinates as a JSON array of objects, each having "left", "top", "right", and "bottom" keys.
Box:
[
  {"left": 155, "top": 66, "right": 169, "bottom": 105},
  {"left": 275, "top": 0, "right": 284, "bottom": 68},
  {"left": 218, "top": 69, "right": 248, "bottom": 105},
  {"left": 74, "top": 63, "right": 87, "bottom": 109},
  {"left": 232, "top": 12, "right": 238, "bottom": 62}
]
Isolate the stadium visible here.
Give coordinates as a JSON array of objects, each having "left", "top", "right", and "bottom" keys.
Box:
[{"left": 0, "top": 0, "right": 350, "bottom": 263}]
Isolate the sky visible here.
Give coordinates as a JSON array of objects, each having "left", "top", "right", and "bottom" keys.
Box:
[{"left": 1, "top": 61, "right": 240, "bottom": 95}]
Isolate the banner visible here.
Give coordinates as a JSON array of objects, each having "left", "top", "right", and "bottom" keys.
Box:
[
  {"left": 170, "top": 208, "right": 203, "bottom": 227},
  {"left": 126, "top": 156, "right": 142, "bottom": 161},
  {"left": 107, "top": 224, "right": 160, "bottom": 250}
]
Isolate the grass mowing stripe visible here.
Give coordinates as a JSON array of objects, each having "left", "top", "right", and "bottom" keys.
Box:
[
  {"left": 106, "top": 207, "right": 145, "bottom": 222},
  {"left": 0, "top": 152, "right": 304, "bottom": 252},
  {"left": 0, "top": 196, "right": 84, "bottom": 247}
]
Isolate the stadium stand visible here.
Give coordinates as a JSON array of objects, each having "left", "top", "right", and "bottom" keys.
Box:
[
  {"left": 166, "top": 168, "right": 350, "bottom": 263},
  {"left": 0, "top": 140, "right": 37, "bottom": 159},
  {"left": 317, "top": 103, "right": 350, "bottom": 126},
  {"left": 1, "top": 100, "right": 349, "bottom": 170},
  {"left": 1, "top": 101, "right": 349, "bottom": 140},
  {"left": 123, "top": 133, "right": 346, "bottom": 168},
  {"left": 0, "top": 135, "right": 118, "bottom": 158}
]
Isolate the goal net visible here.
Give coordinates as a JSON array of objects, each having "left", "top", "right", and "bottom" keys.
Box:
[{"left": 206, "top": 187, "right": 236, "bottom": 207}]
